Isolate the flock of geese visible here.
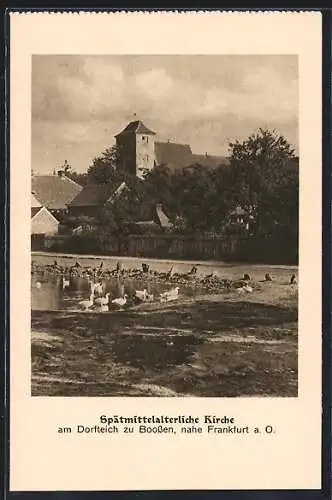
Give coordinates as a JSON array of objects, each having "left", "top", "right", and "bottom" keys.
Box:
[
  {"left": 33, "top": 259, "right": 298, "bottom": 313},
  {"left": 75, "top": 281, "right": 180, "bottom": 312}
]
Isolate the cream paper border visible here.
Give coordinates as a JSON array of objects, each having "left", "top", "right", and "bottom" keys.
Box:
[{"left": 10, "top": 12, "right": 322, "bottom": 491}]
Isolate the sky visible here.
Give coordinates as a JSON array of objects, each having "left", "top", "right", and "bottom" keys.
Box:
[{"left": 32, "top": 55, "right": 298, "bottom": 174}]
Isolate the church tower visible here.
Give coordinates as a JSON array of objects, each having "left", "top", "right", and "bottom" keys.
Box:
[{"left": 115, "top": 120, "right": 156, "bottom": 179}]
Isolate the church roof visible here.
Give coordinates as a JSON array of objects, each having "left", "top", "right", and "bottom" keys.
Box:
[
  {"left": 154, "top": 142, "right": 230, "bottom": 171},
  {"left": 31, "top": 174, "right": 83, "bottom": 210},
  {"left": 154, "top": 142, "right": 193, "bottom": 170},
  {"left": 115, "top": 120, "right": 156, "bottom": 137},
  {"left": 190, "top": 154, "right": 230, "bottom": 169}
]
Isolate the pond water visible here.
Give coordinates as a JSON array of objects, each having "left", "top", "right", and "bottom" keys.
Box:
[{"left": 31, "top": 274, "right": 199, "bottom": 312}]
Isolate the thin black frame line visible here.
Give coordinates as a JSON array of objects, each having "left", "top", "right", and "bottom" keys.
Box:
[{"left": 3, "top": 7, "right": 331, "bottom": 500}]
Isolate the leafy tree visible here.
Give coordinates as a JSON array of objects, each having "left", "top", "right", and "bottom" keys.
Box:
[
  {"left": 153, "top": 164, "right": 231, "bottom": 233},
  {"left": 226, "top": 128, "right": 298, "bottom": 237},
  {"left": 69, "top": 129, "right": 298, "bottom": 246},
  {"left": 86, "top": 145, "right": 123, "bottom": 186},
  {"left": 95, "top": 176, "right": 154, "bottom": 235},
  {"left": 143, "top": 165, "right": 175, "bottom": 210}
]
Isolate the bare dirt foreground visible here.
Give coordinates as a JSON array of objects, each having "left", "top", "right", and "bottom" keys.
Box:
[{"left": 31, "top": 267, "right": 298, "bottom": 397}]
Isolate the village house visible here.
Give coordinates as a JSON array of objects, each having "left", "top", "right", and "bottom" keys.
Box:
[
  {"left": 31, "top": 171, "right": 83, "bottom": 218},
  {"left": 31, "top": 192, "right": 59, "bottom": 235},
  {"left": 67, "top": 181, "right": 127, "bottom": 219},
  {"left": 67, "top": 179, "right": 172, "bottom": 233}
]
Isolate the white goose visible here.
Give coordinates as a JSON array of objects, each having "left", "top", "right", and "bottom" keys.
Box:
[
  {"left": 93, "top": 282, "right": 104, "bottom": 296},
  {"left": 237, "top": 285, "right": 253, "bottom": 294},
  {"left": 78, "top": 292, "right": 94, "bottom": 311},
  {"left": 135, "top": 289, "right": 148, "bottom": 301},
  {"left": 97, "top": 304, "right": 109, "bottom": 313},
  {"left": 61, "top": 277, "right": 70, "bottom": 290},
  {"left": 160, "top": 286, "right": 180, "bottom": 302},
  {"left": 94, "top": 293, "right": 111, "bottom": 306},
  {"left": 111, "top": 294, "right": 128, "bottom": 307},
  {"left": 88, "top": 281, "right": 104, "bottom": 296}
]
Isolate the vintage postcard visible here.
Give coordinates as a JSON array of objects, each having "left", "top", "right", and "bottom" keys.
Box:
[{"left": 10, "top": 11, "right": 322, "bottom": 491}]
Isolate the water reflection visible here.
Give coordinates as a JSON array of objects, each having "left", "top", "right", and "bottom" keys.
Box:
[{"left": 31, "top": 275, "right": 197, "bottom": 312}]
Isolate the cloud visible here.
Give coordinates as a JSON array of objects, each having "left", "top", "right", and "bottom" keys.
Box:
[
  {"left": 240, "top": 66, "right": 298, "bottom": 121},
  {"left": 134, "top": 69, "right": 173, "bottom": 100},
  {"left": 32, "top": 58, "right": 126, "bottom": 121},
  {"left": 32, "top": 55, "right": 297, "bottom": 126},
  {"left": 31, "top": 55, "right": 298, "bottom": 173}
]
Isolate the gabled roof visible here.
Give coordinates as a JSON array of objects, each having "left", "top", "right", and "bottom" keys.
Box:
[
  {"left": 190, "top": 154, "right": 230, "bottom": 169},
  {"left": 31, "top": 205, "right": 59, "bottom": 223},
  {"left": 115, "top": 120, "right": 156, "bottom": 137},
  {"left": 31, "top": 175, "right": 83, "bottom": 210},
  {"left": 154, "top": 142, "right": 193, "bottom": 170},
  {"left": 68, "top": 182, "right": 125, "bottom": 207},
  {"left": 156, "top": 204, "right": 172, "bottom": 228}
]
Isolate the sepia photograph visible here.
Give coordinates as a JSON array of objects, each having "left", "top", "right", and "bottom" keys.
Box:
[
  {"left": 30, "top": 54, "right": 299, "bottom": 398},
  {"left": 9, "top": 11, "right": 323, "bottom": 492}
]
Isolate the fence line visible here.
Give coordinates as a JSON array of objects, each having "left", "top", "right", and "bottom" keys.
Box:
[{"left": 31, "top": 232, "right": 298, "bottom": 265}]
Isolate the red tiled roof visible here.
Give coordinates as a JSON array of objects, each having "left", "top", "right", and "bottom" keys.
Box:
[
  {"left": 31, "top": 175, "right": 83, "bottom": 210},
  {"left": 115, "top": 120, "right": 156, "bottom": 137}
]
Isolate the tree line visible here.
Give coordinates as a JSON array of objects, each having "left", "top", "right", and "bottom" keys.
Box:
[{"left": 61, "top": 128, "right": 299, "bottom": 246}]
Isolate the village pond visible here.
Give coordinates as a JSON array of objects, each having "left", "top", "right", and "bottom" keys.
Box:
[
  {"left": 31, "top": 279, "right": 298, "bottom": 397},
  {"left": 31, "top": 256, "right": 298, "bottom": 397},
  {"left": 31, "top": 274, "right": 202, "bottom": 312}
]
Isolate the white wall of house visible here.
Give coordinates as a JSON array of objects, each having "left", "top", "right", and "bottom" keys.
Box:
[{"left": 31, "top": 207, "right": 59, "bottom": 235}]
